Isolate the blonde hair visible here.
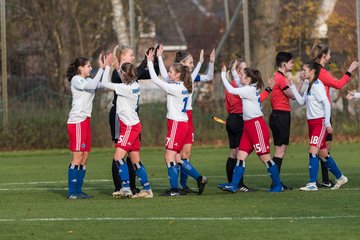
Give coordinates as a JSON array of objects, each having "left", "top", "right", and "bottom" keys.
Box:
[
  {"left": 226, "top": 58, "right": 246, "bottom": 81},
  {"left": 311, "top": 43, "right": 329, "bottom": 64},
  {"left": 113, "top": 44, "right": 133, "bottom": 66}
]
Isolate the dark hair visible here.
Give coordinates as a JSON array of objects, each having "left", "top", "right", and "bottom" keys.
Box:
[
  {"left": 171, "top": 63, "right": 192, "bottom": 93},
  {"left": 305, "top": 61, "right": 322, "bottom": 94},
  {"left": 227, "top": 58, "right": 246, "bottom": 80},
  {"left": 120, "top": 63, "right": 137, "bottom": 85},
  {"left": 175, "top": 50, "right": 191, "bottom": 63},
  {"left": 276, "top": 52, "right": 293, "bottom": 67},
  {"left": 66, "top": 57, "right": 89, "bottom": 81},
  {"left": 311, "top": 43, "right": 329, "bottom": 63},
  {"left": 243, "top": 68, "right": 264, "bottom": 90}
]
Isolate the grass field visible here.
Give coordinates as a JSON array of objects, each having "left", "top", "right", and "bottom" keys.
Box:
[{"left": 1, "top": 143, "right": 360, "bottom": 240}]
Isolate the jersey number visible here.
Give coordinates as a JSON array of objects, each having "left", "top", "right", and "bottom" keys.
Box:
[
  {"left": 310, "top": 136, "right": 319, "bottom": 145},
  {"left": 253, "top": 144, "right": 262, "bottom": 153},
  {"left": 182, "top": 97, "right": 189, "bottom": 113}
]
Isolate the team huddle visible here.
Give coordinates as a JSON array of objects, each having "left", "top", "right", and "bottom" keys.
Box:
[{"left": 65, "top": 43, "right": 360, "bottom": 199}]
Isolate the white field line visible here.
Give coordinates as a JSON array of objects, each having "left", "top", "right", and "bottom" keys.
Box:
[
  {"left": 1, "top": 186, "right": 360, "bottom": 191},
  {"left": 0, "top": 173, "right": 305, "bottom": 186},
  {"left": 1, "top": 215, "right": 360, "bottom": 223}
]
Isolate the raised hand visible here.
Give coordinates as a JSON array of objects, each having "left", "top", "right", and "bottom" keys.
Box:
[
  {"left": 346, "top": 90, "right": 355, "bottom": 100},
  {"left": 222, "top": 65, "right": 227, "bottom": 72},
  {"left": 347, "top": 61, "right": 360, "bottom": 73},
  {"left": 199, "top": 49, "right": 204, "bottom": 63},
  {"left": 209, "top": 48, "right": 215, "bottom": 63},
  {"left": 157, "top": 44, "right": 163, "bottom": 57},
  {"left": 268, "top": 76, "right": 275, "bottom": 89},
  {"left": 232, "top": 59, "right": 238, "bottom": 71},
  {"left": 98, "top": 54, "right": 105, "bottom": 69},
  {"left": 146, "top": 49, "right": 155, "bottom": 62},
  {"left": 104, "top": 53, "right": 113, "bottom": 66}
]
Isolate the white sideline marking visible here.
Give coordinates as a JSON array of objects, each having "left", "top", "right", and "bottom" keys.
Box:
[
  {"left": 0, "top": 173, "right": 305, "bottom": 186},
  {"left": 1, "top": 215, "right": 359, "bottom": 223},
  {"left": 1, "top": 187, "right": 359, "bottom": 191}
]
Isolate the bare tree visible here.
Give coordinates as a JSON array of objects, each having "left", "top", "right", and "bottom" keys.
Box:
[{"left": 111, "top": 0, "right": 130, "bottom": 45}]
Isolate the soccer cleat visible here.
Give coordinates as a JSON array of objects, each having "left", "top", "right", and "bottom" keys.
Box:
[
  {"left": 331, "top": 175, "right": 348, "bottom": 190},
  {"left": 317, "top": 180, "right": 335, "bottom": 188},
  {"left": 271, "top": 182, "right": 293, "bottom": 190},
  {"left": 78, "top": 192, "right": 94, "bottom": 199},
  {"left": 67, "top": 194, "right": 79, "bottom": 199},
  {"left": 299, "top": 182, "right": 318, "bottom": 191},
  {"left": 223, "top": 184, "right": 238, "bottom": 193},
  {"left": 179, "top": 186, "right": 197, "bottom": 194},
  {"left": 238, "top": 184, "right": 256, "bottom": 192},
  {"left": 112, "top": 191, "right": 121, "bottom": 198},
  {"left": 197, "top": 176, "right": 208, "bottom": 195},
  {"left": 161, "top": 189, "right": 180, "bottom": 197},
  {"left": 113, "top": 187, "right": 133, "bottom": 198},
  {"left": 217, "top": 182, "right": 229, "bottom": 191},
  {"left": 132, "top": 189, "right": 154, "bottom": 199},
  {"left": 268, "top": 185, "right": 284, "bottom": 192}
]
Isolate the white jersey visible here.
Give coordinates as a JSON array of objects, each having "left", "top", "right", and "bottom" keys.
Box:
[
  {"left": 67, "top": 69, "right": 103, "bottom": 123},
  {"left": 101, "top": 66, "right": 140, "bottom": 126},
  {"left": 157, "top": 57, "right": 214, "bottom": 111},
  {"left": 221, "top": 72, "right": 263, "bottom": 121},
  {"left": 148, "top": 61, "right": 189, "bottom": 121},
  {"left": 290, "top": 79, "right": 331, "bottom": 126},
  {"left": 354, "top": 92, "right": 360, "bottom": 99}
]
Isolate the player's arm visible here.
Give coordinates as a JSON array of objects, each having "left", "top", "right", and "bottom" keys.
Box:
[
  {"left": 289, "top": 84, "right": 305, "bottom": 105},
  {"left": 75, "top": 54, "right": 104, "bottom": 91},
  {"left": 147, "top": 50, "right": 168, "bottom": 92},
  {"left": 191, "top": 49, "right": 204, "bottom": 81},
  {"left": 221, "top": 67, "right": 240, "bottom": 96},
  {"left": 313, "top": 84, "right": 331, "bottom": 128},
  {"left": 195, "top": 49, "right": 215, "bottom": 82}
]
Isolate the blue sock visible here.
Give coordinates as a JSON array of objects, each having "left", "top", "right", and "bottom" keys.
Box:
[
  {"left": 134, "top": 162, "right": 151, "bottom": 190},
  {"left": 68, "top": 164, "right": 78, "bottom": 195},
  {"left": 180, "top": 159, "right": 189, "bottom": 189},
  {"left": 77, "top": 165, "right": 86, "bottom": 194},
  {"left": 116, "top": 159, "right": 130, "bottom": 188},
  {"left": 230, "top": 160, "right": 245, "bottom": 187},
  {"left": 167, "top": 162, "right": 179, "bottom": 189},
  {"left": 322, "top": 155, "right": 342, "bottom": 179},
  {"left": 309, "top": 153, "right": 319, "bottom": 183},
  {"left": 266, "top": 160, "right": 281, "bottom": 186},
  {"left": 179, "top": 160, "right": 201, "bottom": 181}
]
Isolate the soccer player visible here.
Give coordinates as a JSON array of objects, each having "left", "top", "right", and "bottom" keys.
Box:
[
  {"left": 109, "top": 45, "right": 160, "bottom": 195},
  {"left": 218, "top": 65, "right": 283, "bottom": 193},
  {"left": 101, "top": 54, "right": 153, "bottom": 199},
  {"left": 221, "top": 59, "right": 273, "bottom": 192},
  {"left": 289, "top": 61, "right": 348, "bottom": 191},
  {"left": 66, "top": 54, "right": 105, "bottom": 199},
  {"left": 147, "top": 49, "right": 208, "bottom": 196},
  {"left": 268, "top": 52, "right": 296, "bottom": 190},
  {"left": 311, "top": 43, "right": 359, "bottom": 187},
  {"left": 157, "top": 45, "right": 214, "bottom": 193}
]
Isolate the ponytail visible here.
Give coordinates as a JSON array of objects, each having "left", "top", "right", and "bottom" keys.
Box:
[
  {"left": 305, "top": 61, "right": 322, "bottom": 94},
  {"left": 66, "top": 57, "right": 89, "bottom": 81},
  {"left": 243, "top": 68, "right": 264, "bottom": 90},
  {"left": 310, "top": 43, "right": 329, "bottom": 64},
  {"left": 172, "top": 63, "right": 192, "bottom": 93},
  {"left": 120, "top": 63, "right": 138, "bottom": 85}
]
